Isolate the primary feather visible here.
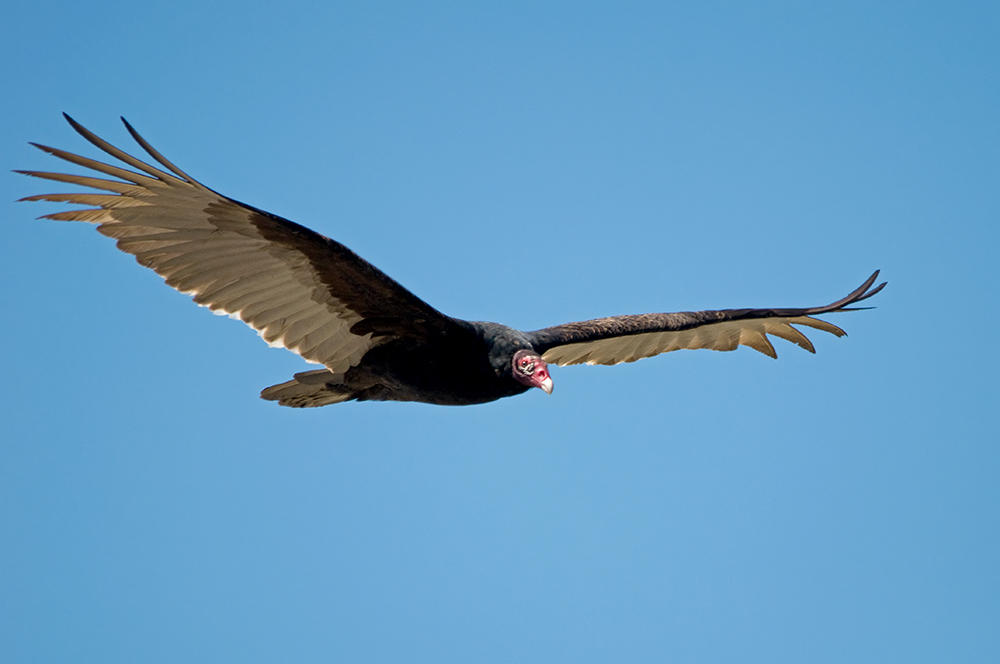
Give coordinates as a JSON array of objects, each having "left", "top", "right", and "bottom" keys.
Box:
[{"left": 19, "top": 115, "right": 885, "bottom": 407}]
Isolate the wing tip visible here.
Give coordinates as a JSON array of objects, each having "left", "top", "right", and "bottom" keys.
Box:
[
  {"left": 27, "top": 141, "right": 56, "bottom": 156},
  {"left": 120, "top": 115, "right": 137, "bottom": 135},
  {"left": 62, "top": 111, "right": 81, "bottom": 129},
  {"left": 844, "top": 270, "right": 887, "bottom": 307}
]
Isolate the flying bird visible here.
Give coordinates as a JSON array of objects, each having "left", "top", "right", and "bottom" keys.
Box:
[{"left": 18, "top": 115, "right": 885, "bottom": 407}]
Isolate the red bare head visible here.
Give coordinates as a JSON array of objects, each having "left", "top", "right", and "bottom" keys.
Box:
[{"left": 511, "top": 349, "right": 553, "bottom": 394}]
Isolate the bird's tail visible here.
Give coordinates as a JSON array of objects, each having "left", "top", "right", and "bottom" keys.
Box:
[{"left": 260, "top": 370, "right": 355, "bottom": 408}]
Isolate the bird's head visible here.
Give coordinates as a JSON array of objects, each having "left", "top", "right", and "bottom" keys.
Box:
[{"left": 511, "top": 349, "right": 553, "bottom": 395}]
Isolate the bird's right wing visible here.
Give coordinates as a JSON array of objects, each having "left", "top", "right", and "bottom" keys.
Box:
[
  {"left": 19, "top": 115, "right": 464, "bottom": 374},
  {"left": 528, "top": 272, "right": 886, "bottom": 366}
]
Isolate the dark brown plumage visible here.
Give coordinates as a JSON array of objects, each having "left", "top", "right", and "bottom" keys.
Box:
[{"left": 18, "top": 115, "right": 885, "bottom": 407}]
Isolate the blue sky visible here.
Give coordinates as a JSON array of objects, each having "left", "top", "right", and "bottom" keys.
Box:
[{"left": 2, "top": 2, "right": 998, "bottom": 662}]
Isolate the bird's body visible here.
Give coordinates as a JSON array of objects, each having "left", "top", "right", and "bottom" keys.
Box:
[
  {"left": 19, "top": 115, "right": 885, "bottom": 407},
  {"left": 267, "top": 321, "right": 535, "bottom": 407}
]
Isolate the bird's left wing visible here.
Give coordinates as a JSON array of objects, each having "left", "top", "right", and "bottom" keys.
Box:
[
  {"left": 18, "top": 115, "right": 463, "bottom": 374},
  {"left": 528, "top": 272, "right": 885, "bottom": 366}
]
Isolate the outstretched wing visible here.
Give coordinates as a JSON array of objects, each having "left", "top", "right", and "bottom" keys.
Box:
[
  {"left": 528, "top": 272, "right": 886, "bottom": 366},
  {"left": 18, "top": 114, "right": 461, "bottom": 373}
]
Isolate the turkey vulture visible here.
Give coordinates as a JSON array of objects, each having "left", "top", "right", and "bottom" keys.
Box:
[{"left": 18, "top": 115, "right": 885, "bottom": 407}]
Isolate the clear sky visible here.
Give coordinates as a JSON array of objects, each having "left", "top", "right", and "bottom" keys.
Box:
[{"left": 2, "top": 2, "right": 998, "bottom": 662}]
